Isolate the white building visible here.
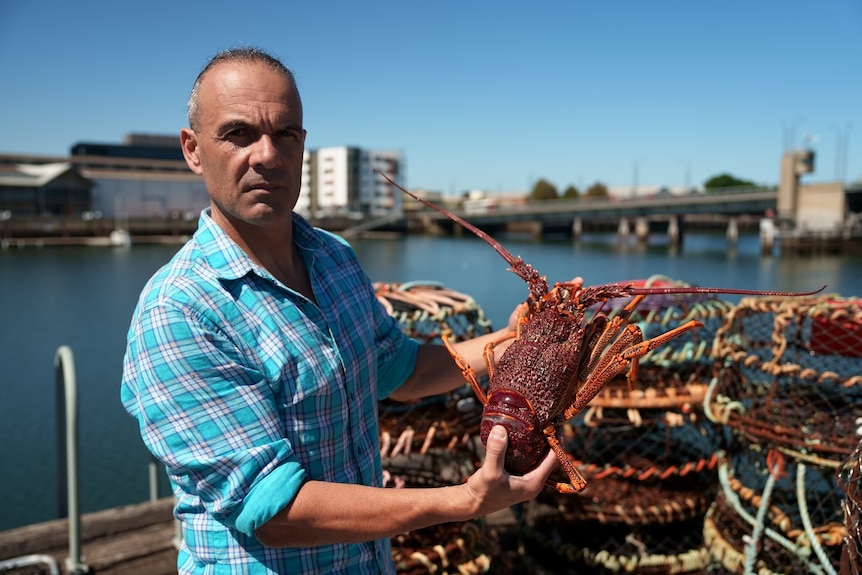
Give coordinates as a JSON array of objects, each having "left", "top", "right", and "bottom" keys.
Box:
[{"left": 299, "top": 147, "right": 404, "bottom": 218}]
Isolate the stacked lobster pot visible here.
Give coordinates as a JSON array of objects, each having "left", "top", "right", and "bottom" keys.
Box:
[
  {"left": 838, "top": 439, "right": 862, "bottom": 575},
  {"left": 373, "top": 281, "right": 493, "bottom": 346},
  {"left": 521, "top": 275, "right": 734, "bottom": 574},
  {"left": 703, "top": 294, "right": 862, "bottom": 574},
  {"left": 379, "top": 393, "right": 503, "bottom": 575},
  {"left": 374, "top": 281, "right": 502, "bottom": 574}
]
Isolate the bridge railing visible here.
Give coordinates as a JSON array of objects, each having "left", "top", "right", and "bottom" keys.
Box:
[{"left": 411, "top": 187, "right": 779, "bottom": 221}]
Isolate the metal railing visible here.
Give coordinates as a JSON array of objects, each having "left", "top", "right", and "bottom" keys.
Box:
[
  {"left": 0, "top": 554, "right": 60, "bottom": 575},
  {"left": 54, "top": 345, "right": 90, "bottom": 574}
]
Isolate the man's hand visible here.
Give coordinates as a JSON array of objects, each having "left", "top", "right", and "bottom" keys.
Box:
[
  {"left": 506, "top": 302, "right": 528, "bottom": 333},
  {"left": 460, "top": 425, "right": 558, "bottom": 519}
]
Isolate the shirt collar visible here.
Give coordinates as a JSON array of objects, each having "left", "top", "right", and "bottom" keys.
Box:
[{"left": 194, "top": 208, "right": 324, "bottom": 282}]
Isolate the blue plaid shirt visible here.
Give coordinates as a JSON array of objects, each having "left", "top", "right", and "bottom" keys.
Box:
[{"left": 121, "top": 209, "right": 419, "bottom": 574}]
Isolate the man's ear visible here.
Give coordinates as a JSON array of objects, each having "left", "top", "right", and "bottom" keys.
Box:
[{"left": 180, "top": 128, "right": 203, "bottom": 175}]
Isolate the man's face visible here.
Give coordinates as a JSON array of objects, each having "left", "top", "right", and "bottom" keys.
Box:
[{"left": 180, "top": 61, "right": 306, "bottom": 233}]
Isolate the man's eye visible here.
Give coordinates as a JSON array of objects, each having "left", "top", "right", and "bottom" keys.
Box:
[
  {"left": 222, "top": 129, "right": 254, "bottom": 145},
  {"left": 275, "top": 130, "right": 299, "bottom": 141}
]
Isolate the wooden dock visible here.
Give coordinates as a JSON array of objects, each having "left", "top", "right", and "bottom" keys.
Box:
[{"left": 0, "top": 498, "right": 177, "bottom": 574}]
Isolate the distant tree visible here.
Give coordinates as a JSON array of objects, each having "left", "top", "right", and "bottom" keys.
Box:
[
  {"left": 528, "top": 178, "right": 559, "bottom": 201},
  {"left": 704, "top": 173, "right": 756, "bottom": 190},
  {"left": 584, "top": 182, "right": 609, "bottom": 198},
  {"left": 561, "top": 185, "right": 580, "bottom": 199}
]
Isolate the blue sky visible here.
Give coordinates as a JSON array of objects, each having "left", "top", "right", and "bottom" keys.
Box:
[{"left": 1, "top": 1, "right": 860, "bottom": 194}]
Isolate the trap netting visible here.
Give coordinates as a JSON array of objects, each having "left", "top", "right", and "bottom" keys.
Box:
[
  {"left": 521, "top": 275, "right": 733, "bottom": 574},
  {"left": 704, "top": 294, "right": 862, "bottom": 573},
  {"left": 838, "top": 439, "right": 862, "bottom": 574},
  {"left": 593, "top": 274, "right": 737, "bottom": 377},
  {"left": 373, "top": 281, "right": 493, "bottom": 345},
  {"left": 379, "top": 391, "right": 484, "bottom": 480}
]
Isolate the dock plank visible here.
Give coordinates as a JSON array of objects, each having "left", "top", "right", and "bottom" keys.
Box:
[{"left": 0, "top": 498, "right": 177, "bottom": 574}]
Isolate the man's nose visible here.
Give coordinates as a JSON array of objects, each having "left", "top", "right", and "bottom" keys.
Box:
[{"left": 250, "top": 135, "right": 280, "bottom": 168}]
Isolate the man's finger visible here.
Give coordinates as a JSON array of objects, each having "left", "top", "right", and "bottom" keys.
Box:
[{"left": 484, "top": 425, "right": 508, "bottom": 472}]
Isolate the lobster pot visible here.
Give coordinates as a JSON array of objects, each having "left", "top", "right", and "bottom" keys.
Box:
[
  {"left": 375, "top": 279, "right": 491, "bottom": 471},
  {"left": 704, "top": 443, "right": 846, "bottom": 574},
  {"left": 704, "top": 295, "right": 862, "bottom": 573},
  {"left": 379, "top": 394, "right": 499, "bottom": 574},
  {"left": 520, "top": 413, "right": 718, "bottom": 574},
  {"left": 383, "top": 457, "right": 499, "bottom": 575},
  {"left": 379, "top": 391, "right": 485, "bottom": 483},
  {"left": 517, "top": 277, "right": 735, "bottom": 574},
  {"left": 838, "top": 440, "right": 862, "bottom": 575},
  {"left": 380, "top": 403, "right": 499, "bottom": 575},
  {"left": 374, "top": 281, "right": 507, "bottom": 573},
  {"left": 373, "top": 281, "right": 493, "bottom": 344},
  {"left": 706, "top": 294, "right": 862, "bottom": 463},
  {"left": 519, "top": 508, "right": 711, "bottom": 575}
]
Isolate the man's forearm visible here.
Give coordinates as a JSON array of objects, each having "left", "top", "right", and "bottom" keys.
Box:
[
  {"left": 254, "top": 480, "right": 476, "bottom": 548},
  {"left": 255, "top": 424, "right": 557, "bottom": 549},
  {"left": 388, "top": 327, "right": 515, "bottom": 401}
]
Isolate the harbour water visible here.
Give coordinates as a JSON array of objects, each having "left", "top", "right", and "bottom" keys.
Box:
[{"left": 1, "top": 231, "right": 861, "bottom": 532}]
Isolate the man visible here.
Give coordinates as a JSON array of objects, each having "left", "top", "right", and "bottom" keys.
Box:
[{"left": 121, "top": 47, "right": 556, "bottom": 573}]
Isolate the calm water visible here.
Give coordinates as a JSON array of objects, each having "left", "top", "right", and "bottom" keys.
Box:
[{"left": 1, "top": 231, "right": 860, "bottom": 531}]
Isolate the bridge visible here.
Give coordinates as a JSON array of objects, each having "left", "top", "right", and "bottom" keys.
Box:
[{"left": 405, "top": 187, "right": 778, "bottom": 241}]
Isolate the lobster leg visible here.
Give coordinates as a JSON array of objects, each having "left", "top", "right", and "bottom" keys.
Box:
[
  {"left": 563, "top": 324, "right": 644, "bottom": 420},
  {"left": 620, "top": 319, "right": 704, "bottom": 366},
  {"left": 482, "top": 330, "right": 517, "bottom": 382},
  {"left": 542, "top": 424, "right": 587, "bottom": 493},
  {"left": 440, "top": 330, "right": 489, "bottom": 405},
  {"left": 580, "top": 295, "right": 645, "bottom": 377},
  {"left": 562, "top": 319, "right": 704, "bottom": 420}
]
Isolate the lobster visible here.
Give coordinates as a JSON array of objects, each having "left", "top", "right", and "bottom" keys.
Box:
[{"left": 376, "top": 170, "right": 825, "bottom": 494}]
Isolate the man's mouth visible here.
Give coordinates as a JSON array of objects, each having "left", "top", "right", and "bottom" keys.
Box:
[{"left": 244, "top": 182, "right": 280, "bottom": 193}]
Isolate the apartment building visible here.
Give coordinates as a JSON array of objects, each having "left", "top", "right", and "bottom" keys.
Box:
[{"left": 299, "top": 146, "right": 404, "bottom": 218}]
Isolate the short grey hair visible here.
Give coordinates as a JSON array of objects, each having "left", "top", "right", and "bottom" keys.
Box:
[{"left": 186, "top": 47, "right": 299, "bottom": 131}]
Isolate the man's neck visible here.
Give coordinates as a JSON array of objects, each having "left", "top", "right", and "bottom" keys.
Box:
[{"left": 213, "top": 210, "right": 316, "bottom": 301}]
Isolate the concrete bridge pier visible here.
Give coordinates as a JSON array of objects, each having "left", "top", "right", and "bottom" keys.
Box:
[
  {"left": 667, "top": 216, "right": 681, "bottom": 246},
  {"left": 759, "top": 216, "right": 776, "bottom": 255},
  {"left": 617, "top": 217, "right": 630, "bottom": 240},
  {"left": 726, "top": 217, "right": 739, "bottom": 246},
  {"left": 418, "top": 215, "right": 445, "bottom": 236},
  {"left": 635, "top": 217, "right": 650, "bottom": 244},
  {"left": 572, "top": 217, "right": 582, "bottom": 239}
]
